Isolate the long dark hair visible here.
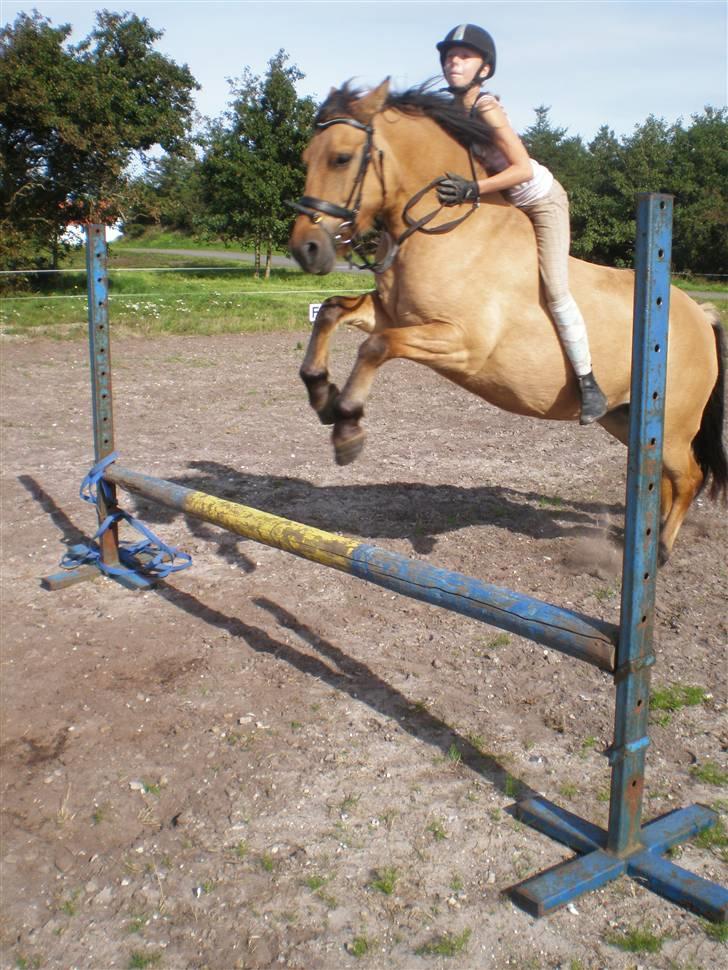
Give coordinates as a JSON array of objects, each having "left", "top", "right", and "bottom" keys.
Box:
[{"left": 316, "top": 80, "right": 494, "bottom": 152}]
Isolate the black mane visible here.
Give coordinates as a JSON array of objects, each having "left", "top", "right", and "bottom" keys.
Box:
[{"left": 316, "top": 81, "right": 494, "bottom": 152}]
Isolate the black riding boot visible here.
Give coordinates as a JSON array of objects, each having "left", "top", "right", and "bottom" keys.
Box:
[{"left": 578, "top": 372, "right": 608, "bottom": 425}]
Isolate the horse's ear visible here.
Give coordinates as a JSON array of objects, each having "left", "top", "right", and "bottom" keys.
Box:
[{"left": 351, "top": 78, "right": 390, "bottom": 124}]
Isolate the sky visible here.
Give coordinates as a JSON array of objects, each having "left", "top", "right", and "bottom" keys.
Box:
[{"left": 2, "top": 0, "right": 726, "bottom": 140}]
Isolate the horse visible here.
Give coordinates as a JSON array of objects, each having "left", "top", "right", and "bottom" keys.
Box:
[{"left": 288, "top": 80, "right": 727, "bottom": 563}]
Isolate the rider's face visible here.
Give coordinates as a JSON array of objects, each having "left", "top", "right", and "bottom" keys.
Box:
[{"left": 443, "top": 46, "right": 489, "bottom": 87}]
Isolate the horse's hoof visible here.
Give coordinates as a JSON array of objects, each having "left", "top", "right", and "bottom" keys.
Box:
[
  {"left": 658, "top": 541, "right": 670, "bottom": 567},
  {"left": 316, "top": 384, "right": 340, "bottom": 425},
  {"left": 333, "top": 430, "right": 366, "bottom": 466}
]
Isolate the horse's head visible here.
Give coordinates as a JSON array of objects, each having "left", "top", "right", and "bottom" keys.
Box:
[{"left": 289, "top": 79, "right": 390, "bottom": 275}]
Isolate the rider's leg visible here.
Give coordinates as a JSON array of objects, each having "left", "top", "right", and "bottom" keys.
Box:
[{"left": 524, "top": 181, "right": 608, "bottom": 425}]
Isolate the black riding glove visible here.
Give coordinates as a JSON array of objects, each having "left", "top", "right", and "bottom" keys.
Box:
[{"left": 437, "top": 173, "right": 480, "bottom": 206}]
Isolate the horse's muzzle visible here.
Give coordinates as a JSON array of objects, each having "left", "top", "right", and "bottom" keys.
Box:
[{"left": 289, "top": 223, "right": 337, "bottom": 275}]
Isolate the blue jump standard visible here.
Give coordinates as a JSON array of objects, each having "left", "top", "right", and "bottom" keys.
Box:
[{"left": 509, "top": 798, "right": 727, "bottom": 920}]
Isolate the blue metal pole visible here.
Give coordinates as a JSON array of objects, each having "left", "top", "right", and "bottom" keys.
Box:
[
  {"left": 607, "top": 194, "right": 672, "bottom": 855},
  {"left": 86, "top": 224, "right": 120, "bottom": 569}
]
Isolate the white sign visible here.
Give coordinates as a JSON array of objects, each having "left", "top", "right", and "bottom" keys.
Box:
[{"left": 308, "top": 303, "right": 322, "bottom": 323}]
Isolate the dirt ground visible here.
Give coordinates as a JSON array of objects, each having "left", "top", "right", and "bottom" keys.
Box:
[{"left": 1, "top": 329, "right": 726, "bottom": 970}]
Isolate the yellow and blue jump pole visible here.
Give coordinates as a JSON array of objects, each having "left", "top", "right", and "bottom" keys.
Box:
[{"left": 45, "top": 201, "right": 726, "bottom": 923}]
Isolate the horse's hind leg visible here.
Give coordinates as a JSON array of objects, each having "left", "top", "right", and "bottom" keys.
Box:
[
  {"left": 331, "top": 322, "right": 464, "bottom": 465},
  {"left": 658, "top": 440, "right": 704, "bottom": 563},
  {"left": 300, "top": 292, "right": 380, "bottom": 424}
]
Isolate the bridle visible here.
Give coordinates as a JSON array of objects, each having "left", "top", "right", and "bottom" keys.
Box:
[{"left": 289, "top": 114, "right": 481, "bottom": 274}]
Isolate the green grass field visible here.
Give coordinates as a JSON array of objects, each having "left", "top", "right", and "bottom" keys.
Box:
[
  {"left": 0, "top": 246, "right": 370, "bottom": 338},
  {"left": 1, "top": 233, "right": 725, "bottom": 338}
]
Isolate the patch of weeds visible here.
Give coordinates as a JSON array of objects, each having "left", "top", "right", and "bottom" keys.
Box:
[
  {"left": 446, "top": 744, "right": 462, "bottom": 766},
  {"left": 594, "top": 583, "right": 618, "bottom": 602},
  {"left": 60, "top": 890, "right": 80, "bottom": 917},
  {"left": 141, "top": 780, "right": 162, "bottom": 796},
  {"left": 596, "top": 787, "right": 610, "bottom": 803},
  {"left": 695, "top": 817, "right": 728, "bottom": 860},
  {"left": 91, "top": 803, "right": 109, "bottom": 825},
  {"left": 290, "top": 720, "right": 303, "bottom": 731},
  {"left": 467, "top": 733, "right": 487, "bottom": 753},
  {"left": 690, "top": 762, "right": 728, "bottom": 787},
  {"left": 15, "top": 957, "right": 41, "bottom": 970},
  {"left": 260, "top": 853, "right": 275, "bottom": 872},
  {"left": 651, "top": 710, "right": 672, "bottom": 727},
  {"left": 232, "top": 840, "right": 248, "bottom": 860},
  {"left": 369, "top": 866, "right": 397, "bottom": 895},
  {"left": 700, "top": 919, "right": 728, "bottom": 943},
  {"left": 305, "top": 874, "right": 329, "bottom": 892},
  {"left": 127, "top": 913, "right": 149, "bottom": 934},
  {"left": 450, "top": 873, "right": 464, "bottom": 893},
  {"left": 128, "top": 952, "right": 162, "bottom": 969},
  {"left": 413, "top": 698, "right": 430, "bottom": 714},
  {"left": 580, "top": 736, "right": 598, "bottom": 756},
  {"left": 200, "top": 879, "right": 215, "bottom": 894},
  {"left": 427, "top": 819, "right": 447, "bottom": 842},
  {"left": 538, "top": 495, "right": 564, "bottom": 509},
  {"left": 489, "top": 808, "right": 503, "bottom": 822},
  {"left": 339, "top": 792, "right": 360, "bottom": 815},
  {"left": 604, "top": 926, "right": 666, "bottom": 954},
  {"left": 559, "top": 783, "right": 579, "bottom": 800},
  {"left": 415, "top": 927, "right": 471, "bottom": 957},
  {"left": 568, "top": 961, "right": 586, "bottom": 970},
  {"left": 503, "top": 774, "right": 520, "bottom": 798},
  {"left": 485, "top": 633, "right": 510, "bottom": 650},
  {"left": 347, "top": 935, "right": 371, "bottom": 957},
  {"left": 651, "top": 683, "right": 707, "bottom": 713}
]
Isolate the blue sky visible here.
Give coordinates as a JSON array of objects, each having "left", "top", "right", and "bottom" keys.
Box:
[{"left": 2, "top": 1, "right": 726, "bottom": 139}]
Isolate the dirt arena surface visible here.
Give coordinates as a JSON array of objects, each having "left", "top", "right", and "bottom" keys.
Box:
[{"left": 1, "top": 329, "right": 726, "bottom": 969}]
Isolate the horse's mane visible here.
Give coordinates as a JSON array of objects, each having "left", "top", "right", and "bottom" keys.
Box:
[{"left": 316, "top": 81, "right": 494, "bottom": 152}]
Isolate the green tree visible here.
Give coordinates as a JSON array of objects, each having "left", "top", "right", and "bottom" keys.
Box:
[
  {"left": 0, "top": 10, "right": 198, "bottom": 269},
  {"left": 199, "top": 50, "right": 315, "bottom": 277}
]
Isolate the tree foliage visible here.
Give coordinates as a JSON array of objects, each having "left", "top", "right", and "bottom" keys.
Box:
[
  {"left": 523, "top": 105, "right": 727, "bottom": 273},
  {"left": 0, "top": 10, "right": 197, "bottom": 268},
  {"left": 197, "top": 50, "right": 315, "bottom": 276}
]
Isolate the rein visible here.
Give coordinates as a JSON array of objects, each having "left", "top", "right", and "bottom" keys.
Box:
[{"left": 289, "top": 115, "right": 481, "bottom": 274}]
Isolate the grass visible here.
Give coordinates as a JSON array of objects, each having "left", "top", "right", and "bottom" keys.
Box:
[
  {"left": 690, "top": 762, "right": 728, "bottom": 787},
  {"left": 651, "top": 683, "right": 708, "bottom": 712},
  {"left": 0, "top": 246, "right": 368, "bottom": 338},
  {"left": 415, "top": 927, "right": 472, "bottom": 957},
  {"left": 604, "top": 926, "right": 666, "bottom": 954},
  {"left": 427, "top": 819, "right": 448, "bottom": 842},
  {"left": 128, "top": 952, "right": 162, "bottom": 969},
  {"left": 695, "top": 817, "right": 728, "bottom": 860},
  {"left": 369, "top": 866, "right": 398, "bottom": 895},
  {"left": 700, "top": 919, "right": 728, "bottom": 942},
  {"left": 348, "top": 935, "right": 371, "bottom": 957}
]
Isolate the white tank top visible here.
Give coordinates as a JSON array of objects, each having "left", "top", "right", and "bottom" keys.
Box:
[{"left": 473, "top": 95, "right": 554, "bottom": 208}]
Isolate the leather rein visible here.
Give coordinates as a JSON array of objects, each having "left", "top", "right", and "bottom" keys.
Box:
[{"left": 289, "top": 115, "right": 480, "bottom": 274}]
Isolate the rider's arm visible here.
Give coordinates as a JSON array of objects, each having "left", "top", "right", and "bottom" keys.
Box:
[{"left": 473, "top": 102, "right": 533, "bottom": 194}]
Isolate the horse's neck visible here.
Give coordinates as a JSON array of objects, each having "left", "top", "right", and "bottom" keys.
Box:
[{"left": 377, "top": 110, "right": 512, "bottom": 233}]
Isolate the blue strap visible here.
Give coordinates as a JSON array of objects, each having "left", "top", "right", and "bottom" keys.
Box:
[{"left": 62, "top": 453, "right": 193, "bottom": 581}]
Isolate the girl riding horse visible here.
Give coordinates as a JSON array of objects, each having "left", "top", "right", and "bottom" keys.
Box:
[{"left": 436, "top": 24, "right": 608, "bottom": 425}]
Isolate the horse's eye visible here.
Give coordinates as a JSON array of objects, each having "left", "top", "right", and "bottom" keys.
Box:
[{"left": 331, "top": 152, "right": 353, "bottom": 168}]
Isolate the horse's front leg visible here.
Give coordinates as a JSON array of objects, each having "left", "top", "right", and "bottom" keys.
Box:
[
  {"left": 332, "top": 322, "right": 463, "bottom": 465},
  {"left": 300, "top": 292, "right": 379, "bottom": 425}
]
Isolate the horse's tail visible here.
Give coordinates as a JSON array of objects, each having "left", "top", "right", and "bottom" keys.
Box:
[{"left": 692, "top": 304, "right": 727, "bottom": 502}]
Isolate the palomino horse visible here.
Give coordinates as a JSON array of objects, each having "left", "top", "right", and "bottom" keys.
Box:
[{"left": 289, "top": 81, "right": 726, "bottom": 562}]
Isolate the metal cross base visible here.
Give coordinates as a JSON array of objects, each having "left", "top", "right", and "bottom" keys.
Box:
[
  {"left": 41, "top": 543, "right": 158, "bottom": 592},
  {"left": 508, "top": 796, "right": 728, "bottom": 921}
]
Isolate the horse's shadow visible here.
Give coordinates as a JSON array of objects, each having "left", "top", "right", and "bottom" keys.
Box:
[{"left": 119, "top": 459, "right": 623, "bottom": 566}]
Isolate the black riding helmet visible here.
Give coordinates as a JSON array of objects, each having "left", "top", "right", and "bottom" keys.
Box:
[{"left": 436, "top": 24, "right": 497, "bottom": 79}]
